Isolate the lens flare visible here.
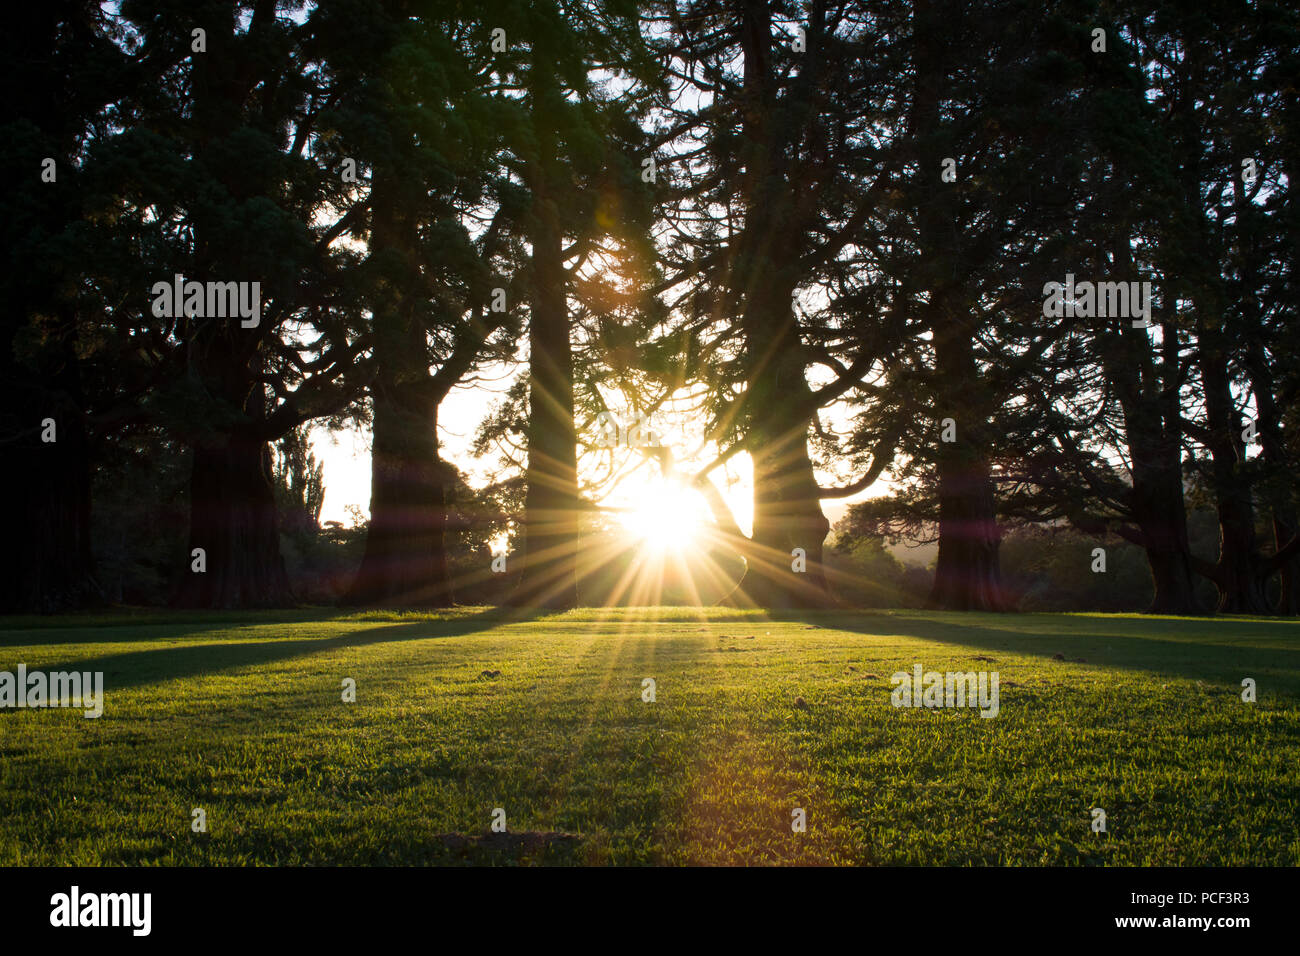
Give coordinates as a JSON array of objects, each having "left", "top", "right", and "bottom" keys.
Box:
[{"left": 617, "top": 481, "right": 710, "bottom": 552}]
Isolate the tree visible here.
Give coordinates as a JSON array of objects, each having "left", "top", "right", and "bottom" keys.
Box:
[
  {"left": 0, "top": 3, "right": 127, "bottom": 611},
  {"left": 95, "top": 0, "right": 374, "bottom": 607},
  {"left": 502, "top": 0, "right": 655, "bottom": 608},
  {"left": 836, "top": 0, "right": 1102, "bottom": 610},
  {"left": 273, "top": 424, "right": 325, "bottom": 534},
  {"left": 324, "top": 0, "right": 521, "bottom": 607},
  {"left": 650, "top": 0, "right": 908, "bottom": 608}
]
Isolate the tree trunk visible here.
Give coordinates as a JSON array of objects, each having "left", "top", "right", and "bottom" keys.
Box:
[
  {"left": 1275, "top": 110, "right": 1300, "bottom": 614},
  {"left": 926, "top": 322, "right": 1006, "bottom": 612},
  {"left": 1244, "top": 329, "right": 1297, "bottom": 615},
  {"left": 0, "top": 7, "right": 101, "bottom": 613},
  {"left": 344, "top": 171, "right": 454, "bottom": 607},
  {"left": 1123, "top": 382, "right": 1203, "bottom": 615},
  {"left": 174, "top": 429, "right": 291, "bottom": 608},
  {"left": 913, "top": 0, "right": 1005, "bottom": 612},
  {"left": 510, "top": 171, "right": 579, "bottom": 609},
  {"left": 1214, "top": 498, "right": 1270, "bottom": 614},
  {"left": 929, "top": 449, "right": 1005, "bottom": 612},
  {"left": 736, "top": 310, "right": 834, "bottom": 609},
  {"left": 745, "top": 435, "right": 834, "bottom": 608},
  {"left": 711, "top": 0, "right": 835, "bottom": 609},
  {"left": 1144, "top": 545, "right": 1200, "bottom": 615},
  {"left": 346, "top": 393, "right": 453, "bottom": 607},
  {"left": 1199, "top": 323, "right": 1270, "bottom": 614},
  {"left": 1130, "top": 479, "right": 1201, "bottom": 615},
  {"left": 1273, "top": 516, "right": 1300, "bottom": 615}
]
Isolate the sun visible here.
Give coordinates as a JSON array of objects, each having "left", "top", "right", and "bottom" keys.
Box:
[{"left": 617, "top": 480, "right": 711, "bottom": 552}]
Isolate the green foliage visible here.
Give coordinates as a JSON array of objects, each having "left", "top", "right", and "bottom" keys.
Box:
[{"left": 273, "top": 426, "right": 326, "bottom": 534}]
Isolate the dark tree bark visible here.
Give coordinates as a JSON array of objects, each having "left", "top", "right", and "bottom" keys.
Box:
[
  {"left": 1271, "top": 513, "right": 1299, "bottom": 616},
  {"left": 746, "top": 427, "right": 835, "bottom": 608},
  {"left": 345, "top": 389, "right": 453, "bottom": 607},
  {"left": 1276, "top": 116, "right": 1300, "bottom": 614},
  {"left": 1066, "top": 451, "right": 1203, "bottom": 616},
  {"left": 1239, "top": 170, "right": 1298, "bottom": 614},
  {"left": 1251, "top": 357, "right": 1299, "bottom": 614},
  {"left": 1144, "top": 544, "right": 1200, "bottom": 614},
  {"left": 1198, "top": 321, "right": 1271, "bottom": 614},
  {"left": 1128, "top": 465, "right": 1201, "bottom": 615},
  {"left": 174, "top": 428, "right": 290, "bottom": 608},
  {"left": 510, "top": 169, "right": 580, "bottom": 609},
  {"left": 719, "top": 0, "right": 834, "bottom": 609},
  {"left": 169, "top": 5, "right": 297, "bottom": 609},
  {"left": 914, "top": 0, "right": 1005, "bottom": 612},
  {"left": 1072, "top": 230, "right": 1204, "bottom": 615},
  {"left": 734, "top": 296, "right": 835, "bottom": 609},
  {"left": 168, "top": 280, "right": 296, "bottom": 609},
  {"left": 1164, "top": 33, "right": 1274, "bottom": 616},
  {"left": 929, "top": 479, "right": 1004, "bottom": 611},
  {"left": 928, "top": 337, "right": 1006, "bottom": 613},
  {"left": 1104, "top": 290, "right": 1203, "bottom": 616},
  {"left": 344, "top": 174, "right": 454, "bottom": 607}
]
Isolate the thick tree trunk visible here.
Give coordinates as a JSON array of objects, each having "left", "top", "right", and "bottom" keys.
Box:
[
  {"left": 344, "top": 172, "right": 454, "bottom": 607},
  {"left": 929, "top": 451, "right": 1005, "bottom": 612},
  {"left": 174, "top": 430, "right": 291, "bottom": 608},
  {"left": 1244, "top": 338, "right": 1297, "bottom": 615},
  {"left": 736, "top": 314, "right": 834, "bottom": 609},
  {"left": 1130, "top": 482, "right": 1201, "bottom": 615},
  {"left": 912, "top": 0, "right": 1005, "bottom": 612},
  {"left": 0, "top": 12, "right": 101, "bottom": 613},
  {"left": 1144, "top": 545, "right": 1200, "bottom": 615},
  {"left": 927, "top": 325, "right": 1006, "bottom": 612},
  {"left": 1214, "top": 499, "right": 1270, "bottom": 614},
  {"left": 745, "top": 440, "right": 834, "bottom": 608},
  {"left": 737, "top": 433, "right": 834, "bottom": 608},
  {"left": 1275, "top": 119, "right": 1300, "bottom": 614},
  {"left": 1199, "top": 326, "right": 1270, "bottom": 614},
  {"left": 346, "top": 394, "right": 452, "bottom": 607},
  {"left": 1124, "top": 390, "right": 1203, "bottom": 615},
  {"left": 510, "top": 175, "right": 579, "bottom": 609},
  {"left": 714, "top": 0, "right": 835, "bottom": 610}
]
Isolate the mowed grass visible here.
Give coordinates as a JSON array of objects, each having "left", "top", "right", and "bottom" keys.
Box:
[{"left": 1, "top": 607, "right": 1297, "bottom": 866}]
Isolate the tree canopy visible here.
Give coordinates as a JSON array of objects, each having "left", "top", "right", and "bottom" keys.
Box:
[{"left": 6, "top": 0, "right": 1298, "bottom": 617}]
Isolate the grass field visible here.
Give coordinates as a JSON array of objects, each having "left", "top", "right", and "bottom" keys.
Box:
[{"left": 1, "top": 607, "right": 1297, "bottom": 866}]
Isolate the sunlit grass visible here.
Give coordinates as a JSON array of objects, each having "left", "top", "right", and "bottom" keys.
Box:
[{"left": 0, "top": 608, "right": 1296, "bottom": 865}]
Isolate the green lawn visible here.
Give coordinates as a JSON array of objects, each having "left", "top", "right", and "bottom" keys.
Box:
[{"left": 1, "top": 607, "right": 1297, "bottom": 865}]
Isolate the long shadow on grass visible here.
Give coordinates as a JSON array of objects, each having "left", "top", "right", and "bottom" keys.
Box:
[
  {"left": 4, "top": 608, "right": 559, "bottom": 693},
  {"left": 0, "top": 606, "right": 535, "bottom": 645},
  {"left": 0, "top": 608, "right": 355, "bottom": 641},
  {"left": 782, "top": 610, "right": 1300, "bottom": 693}
]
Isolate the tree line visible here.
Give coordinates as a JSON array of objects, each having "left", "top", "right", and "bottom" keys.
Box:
[{"left": 3, "top": 0, "right": 1297, "bottom": 616}]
